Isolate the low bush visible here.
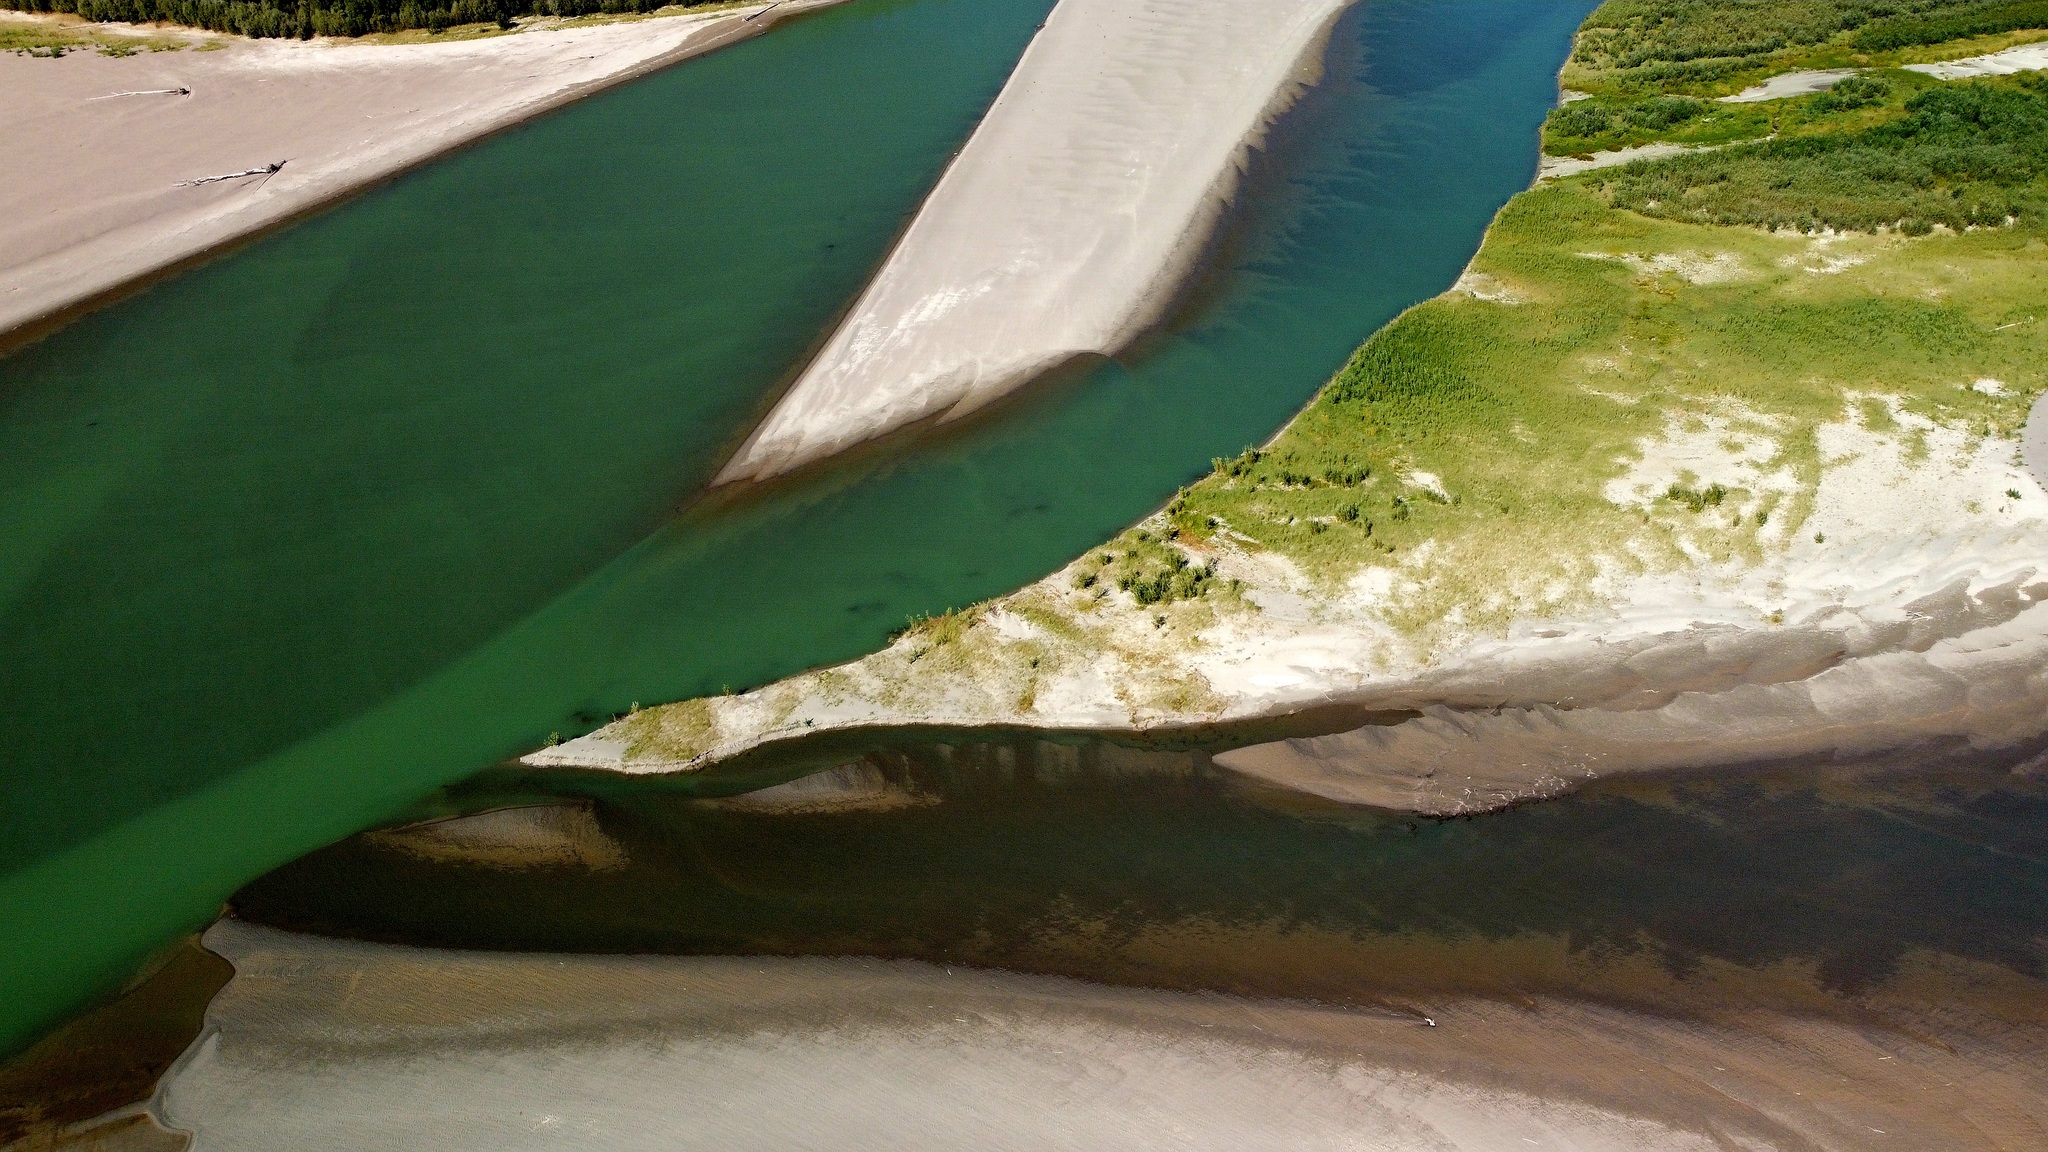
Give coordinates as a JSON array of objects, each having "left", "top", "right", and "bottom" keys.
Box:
[{"left": 1598, "top": 82, "right": 2048, "bottom": 233}]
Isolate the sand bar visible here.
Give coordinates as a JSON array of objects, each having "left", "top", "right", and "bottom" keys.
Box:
[
  {"left": 151, "top": 919, "right": 2048, "bottom": 1151},
  {"left": 713, "top": 0, "right": 1354, "bottom": 485},
  {"left": 0, "top": 3, "right": 837, "bottom": 341}
]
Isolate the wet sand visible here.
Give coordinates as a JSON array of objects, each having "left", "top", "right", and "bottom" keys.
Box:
[
  {"left": 150, "top": 919, "right": 2048, "bottom": 1151},
  {"left": 0, "top": 3, "right": 838, "bottom": 342},
  {"left": 714, "top": 0, "right": 1356, "bottom": 484}
]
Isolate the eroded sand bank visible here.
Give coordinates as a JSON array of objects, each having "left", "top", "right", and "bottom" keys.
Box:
[
  {"left": 151, "top": 920, "right": 2048, "bottom": 1151},
  {"left": 713, "top": 0, "right": 1354, "bottom": 485},
  {"left": 0, "top": 4, "right": 836, "bottom": 340}
]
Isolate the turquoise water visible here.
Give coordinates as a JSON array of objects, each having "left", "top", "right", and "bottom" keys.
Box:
[{"left": 0, "top": 0, "right": 1596, "bottom": 1053}]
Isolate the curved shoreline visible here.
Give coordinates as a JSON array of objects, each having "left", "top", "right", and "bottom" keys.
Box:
[{"left": 0, "top": 2, "right": 844, "bottom": 348}]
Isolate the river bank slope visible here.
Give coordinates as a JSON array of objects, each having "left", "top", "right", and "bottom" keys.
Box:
[
  {"left": 0, "top": 2, "right": 837, "bottom": 342},
  {"left": 537, "top": 3, "right": 2048, "bottom": 813}
]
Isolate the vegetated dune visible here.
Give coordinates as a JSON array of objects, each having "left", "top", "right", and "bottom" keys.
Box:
[
  {"left": 150, "top": 919, "right": 2048, "bottom": 1151},
  {"left": 713, "top": 0, "right": 1353, "bottom": 485},
  {"left": 0, "top": 2, "right": 838, "bottom": 340}
]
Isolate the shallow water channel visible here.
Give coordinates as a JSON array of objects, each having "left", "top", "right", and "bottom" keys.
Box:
[
  {"left": 244, "top": 740, "right": 2048, "bottom": 1016},
  {"left": 0, "top": 0, "right": 1596, "bottom": 1050}
]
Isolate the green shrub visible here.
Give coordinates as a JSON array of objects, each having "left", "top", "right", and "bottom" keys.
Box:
[
  {"left": 1600, "top": 82, "right": 2048, "bottom": 232},
  {"left": 1850, "top": 0, "right": 2048, "bottom": 52},
  {"left": 1810, "top": 73, "right": 1892, "bottom": 113}
]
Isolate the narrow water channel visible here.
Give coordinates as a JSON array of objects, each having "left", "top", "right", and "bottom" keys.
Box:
[
  {"left": 0, "top": 0, "right": 1596, "bottom": 1052},
  {"left": 240, "top": 742, "right": 2048, "bottom": 1017}
]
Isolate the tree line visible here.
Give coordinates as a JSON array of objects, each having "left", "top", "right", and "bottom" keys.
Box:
[{"left": 2, "top": 0, "right": 710, "bottom": 38}]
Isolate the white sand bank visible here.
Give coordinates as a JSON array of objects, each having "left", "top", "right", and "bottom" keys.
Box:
[
  {"left": 1905, "top": 38, "right": 2048, "bottom": 79},
  {"left": 0, "top": 3, "right": 835, "bottom": 340},
  {"left": 152, "top": 919, "right": 2048, "bottom": 1151},
  {"left": 713, "top": 0, "right": 1354, "bottom": 485}
]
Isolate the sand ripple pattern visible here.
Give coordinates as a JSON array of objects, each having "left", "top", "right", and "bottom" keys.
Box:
[{"left": 716, "top": 0, "right": 1352, "bottom": 484}]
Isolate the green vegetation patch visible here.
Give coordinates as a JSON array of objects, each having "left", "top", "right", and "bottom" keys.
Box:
[
  {"left": 0, "top": 15, "right": 188, "bottom": 52},
  {"left": 1151, "top": 173, "right": 2043, "bottom": 636},
  {"left": 1851, "top": 0, "right": 2048, "bottom": 51},
  {"left": 1564, "top": 0, "right": 2048, "bottom": 96},
  {"left": 1598, "top": 79, "right": 2048, "bottom": 233}
]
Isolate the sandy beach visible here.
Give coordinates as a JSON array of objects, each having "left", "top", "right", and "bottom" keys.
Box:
[
  {"left": 0, "top": 3, "right": 836, "bottom": 342},
  {"left": 713, "top": 0, "right": 1355, "bottom": 485},
  {"left": 144, "top": 919, "right": 2048, "bottom": 1150}
]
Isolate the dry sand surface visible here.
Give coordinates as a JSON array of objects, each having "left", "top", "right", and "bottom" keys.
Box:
[
  {"left": 1718, "top": 68, "right": 1857, "bottom": 103},
  {"left": 0, "top": 3, "right": 834, "bottom": 340},
  {"left": 149, "top": 920, "right": 2048, "bottom": 1151},
  {"left": 714, "top": 0, "right": 1355, "bottom": 485}
]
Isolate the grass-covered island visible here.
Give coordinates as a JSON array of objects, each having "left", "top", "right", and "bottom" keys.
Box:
[{"left": 538, "top": 0, "right": 2048, "bottom": 813}]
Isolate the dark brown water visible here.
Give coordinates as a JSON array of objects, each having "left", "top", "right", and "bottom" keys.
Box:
[{"left": 234, "top": 738, "right": 2048, "bottom": 1017}]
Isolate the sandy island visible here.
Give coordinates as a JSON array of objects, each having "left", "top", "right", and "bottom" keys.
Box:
[
  {"left": 713, "top": 0, "right": 1355, "bottom": 485},
  {"left": 0, "top": 2, "right": 839, "bottom": 342},
  {"left": 137, "top": 919, "right": 2048, "bottom": 1151}
]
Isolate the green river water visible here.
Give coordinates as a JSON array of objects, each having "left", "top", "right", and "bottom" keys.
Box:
[{"left": 0, "top": 0, "right": 1596, "bottom": 1052}]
